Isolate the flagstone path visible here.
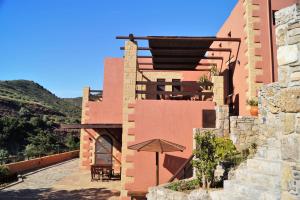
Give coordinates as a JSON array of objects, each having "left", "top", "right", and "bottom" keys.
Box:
[{"left": 0, "top": 159, "right": 121, "bottom": 200}]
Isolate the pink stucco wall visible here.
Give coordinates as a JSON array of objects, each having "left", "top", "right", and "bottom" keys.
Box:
[
  {"left": 125, "top": 100, "right": 215, "bottom": 191},
  {"left": 85, "top": 58, "right": 124, "bottom": 124},
  {"left": 216, "top": 0, "right": 248, "bottom": 115}
]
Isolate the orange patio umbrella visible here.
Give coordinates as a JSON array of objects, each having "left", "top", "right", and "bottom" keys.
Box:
[{"left": 128, "top": 139, "right": 186, "bottom": 185}]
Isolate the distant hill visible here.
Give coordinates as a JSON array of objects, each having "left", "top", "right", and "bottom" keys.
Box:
[
  {"left": 0, "top": 80, "right": 82, "bottom": 123},
  {"left": 62, "top": 97, "right": 82, "bottom": 108}
]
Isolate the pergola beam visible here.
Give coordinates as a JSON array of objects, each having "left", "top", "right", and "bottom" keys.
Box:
[
  {"left": 60, "top": 124, "right": 122, "bottom": 129},
  {"left": 137, "top": 55, "right": 223, "bottom": 60},
  {"left": 120, "top": 47, "right": 232, "bottom": 52},
  {"left": 116, "top": 35, "right": 241, "bottom": 42},
  {"left": 138, "top": 68, "right": 211, "bottom": 71}
]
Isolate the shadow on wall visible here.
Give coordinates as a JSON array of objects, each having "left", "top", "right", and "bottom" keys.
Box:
[
  {"left": 163, "top": 154, "right": 187, "bottom": 176},
  {"left": 233, "top": 94, "right": 239, "bottom": 115},
  {"left": 0, "top": 188, "right": 120, "bottom": 200}
]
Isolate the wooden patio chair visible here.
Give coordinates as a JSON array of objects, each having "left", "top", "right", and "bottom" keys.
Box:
[{"left": 91, "top": 165, "right": 102, "bottom": 181}]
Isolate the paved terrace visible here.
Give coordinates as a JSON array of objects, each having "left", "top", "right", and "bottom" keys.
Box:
[{"left": 0, "top": 159, "right": 120, "bottom": 200}]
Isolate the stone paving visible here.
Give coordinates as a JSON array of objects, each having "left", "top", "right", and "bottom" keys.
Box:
[{"left": 0, "top": 159, "right": 121, "bottom": 200}]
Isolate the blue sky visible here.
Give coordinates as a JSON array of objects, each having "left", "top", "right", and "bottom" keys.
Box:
[{"left": 0, "top": 0, "right": 237, "bottom": 98}]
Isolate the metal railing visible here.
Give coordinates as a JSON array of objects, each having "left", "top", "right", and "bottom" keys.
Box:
[
  {"left": 136, "top": 81, "right": 214, "bottom": 101},
  {"left": 89, "top": 90, "right": 103, "bottom": 101}
]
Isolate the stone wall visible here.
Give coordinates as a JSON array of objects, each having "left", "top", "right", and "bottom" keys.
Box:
[
  {"left": 274, "top": 4, "right": 300, "bottom": 199},
  {"left": 229, "top": 116, "right": 259, "bottom": 151},
  {"left": 147, "top": 183, "right": 210, "bottom": 200},
  {"left": 194, "top": 106, "right": 259, "bottom": 152}
]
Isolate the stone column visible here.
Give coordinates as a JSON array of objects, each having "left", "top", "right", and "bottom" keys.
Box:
[
  {"left": 79, "top": 87, "right": 90, "bottom": 169},
  {"left": 215, "top": 105, "right": 229, "bottom": 137},
  {"left": 242, "top": 0, "right": 264, "bottom": 100},
  {"left": 212, "top": 76, "right": 224, "bottom": 106},
  {"left": 120, "top": 40, "right": 138, "bottom": 199},
  {"left": 275, "top": 3, "right": 300, "bottom": 199}
]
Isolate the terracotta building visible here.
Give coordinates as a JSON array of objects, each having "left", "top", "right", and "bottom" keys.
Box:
[{"left": 75, "top": 0, "right": 297, "bottom": 199}]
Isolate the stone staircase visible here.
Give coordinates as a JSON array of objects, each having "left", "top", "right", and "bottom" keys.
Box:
[{"left": 210, "top": 137, "right": 282, "bottom": 200}]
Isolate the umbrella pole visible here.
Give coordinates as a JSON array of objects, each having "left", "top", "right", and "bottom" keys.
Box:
[{"left": 156, "top": 152, "right": 159, "bottom": 186}]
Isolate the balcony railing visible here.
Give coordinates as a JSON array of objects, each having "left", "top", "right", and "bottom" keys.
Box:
[
  {"left": 136, "top": 81, "right": 214, "bottom": 101},
  {"left": 89, "top": 90, "right": 103, "bottom": 101}
]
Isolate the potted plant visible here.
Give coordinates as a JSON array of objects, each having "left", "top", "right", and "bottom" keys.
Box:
[
  {"left": 198, "top": 75, "right": 212, "bottom": 90},
  {"left": 247, "top": 98, "right": 258, "bottom": 116},
  {"left": 210, "top": 64, "right": 219, "bottom": 76}
]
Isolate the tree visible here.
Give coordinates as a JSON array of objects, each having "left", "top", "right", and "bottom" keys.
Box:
[
  {"left": 192, "top": 130, "right": 238, "bottom": 189},
  {"left": 18, "top": 107, "right": 31, "bottom": 118},
  {"left": 65, "top": 133, "right": 79, "bottom": 150},
  {"left": 0, "top": 116, "right": 30, "bottom": 154},
  {"left": 27, "top": 130, "right": 58, "bottom": 156},
  {"left": 0, "top": 149, "right": 9, "bottom": 164},
  {"left": 24, "top": 144, "right": 39, "bottom": 159}
]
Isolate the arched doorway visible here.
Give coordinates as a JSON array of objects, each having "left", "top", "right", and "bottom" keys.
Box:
[{"left": 95, "top": 135, "right": 113, "bottom": 165}]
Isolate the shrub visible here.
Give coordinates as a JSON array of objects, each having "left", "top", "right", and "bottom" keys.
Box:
[
  {"left": 0, "top": 149, "right": 9, "bottom": 164},
  {"left": 192, "top": 131, "right": 238, "bottom": 189},
  {"left": 65, "top": 133, "right": 80, "bottom": 150},
  {"left": 246, "top": 98, "right": 258, "bottom": 106},
  {"left": 199, "top": 75, "right": 210, "bottom": 83},
  {"left": 0, "top": 165, "right": 9, "bottom": 176},
  {"left": 210, "top": 64, "right": 219, "bottom": 76},
  {"left": 166, "top": 179, "right": 200, "bottom": 192},
  {"left": 24, "top": 144, "right": 40, "bottom": 158}
]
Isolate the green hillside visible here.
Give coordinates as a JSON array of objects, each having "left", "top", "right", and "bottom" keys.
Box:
[
  {"left": 0, "top": 80, "right": 81, "bottom": 124},
  {"left": 62, "top": 97, "right": 82, "bottom": 108}
]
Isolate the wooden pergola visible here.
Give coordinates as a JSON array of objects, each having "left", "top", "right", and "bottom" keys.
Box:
[{"left": 116, "top": 34, "right": 241, "bottom": 72}]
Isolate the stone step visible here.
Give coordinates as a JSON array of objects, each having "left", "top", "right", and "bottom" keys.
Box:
[
  {"left": 223, "top": 180, "right": 280, "bottom": 199},
  {"left": 255, "top": 146, "right": 281, "bottom": 160},
  {"left": 246, "top": 158, "right": 281, "bottom": 176},
  {"left": 235, "top": 168, "right": 280, "bottom": 190},
  {"left": 209, "top": 190, "right": 252, "bottom": 200},
  {"left": 266, "top": 138, "right": 281, "bottom": 148}
]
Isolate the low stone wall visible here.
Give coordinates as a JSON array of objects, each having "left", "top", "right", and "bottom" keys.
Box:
[
  {"left": 229, "top": 116, "right": 259, "bottom": 151},
  {"left": 147, "top": 184, "right": 210, "bottom": 200},
  {"left": 147, "top": 185, "right": 188, "bottom": 200},
  {"left": 6, "top": 150, "right": 79, "bottom": 174}
]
